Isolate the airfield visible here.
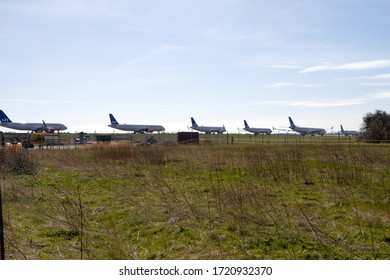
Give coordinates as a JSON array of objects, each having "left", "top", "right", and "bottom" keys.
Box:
[
  {"left": 1, "top": 131, "right": 389, "bottom": 260},
  {"left": 0, "top": 130, "right": 369, "bottom": 149}
]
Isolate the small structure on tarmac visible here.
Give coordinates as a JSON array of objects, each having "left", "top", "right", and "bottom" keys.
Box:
[
  {"left": 138, "top": 136, "right": 160, "bottom": 145},
  {"left": 96, "top": 135, "right": 112, "bottom": 143},
  {"left": 178, "top": 132, "right": 199, "bottom": 144},
  {"left": 23, "top": 133, "right": 61, "bottom": 149},
  {"left": 74, "top": 132, "right": 90, "bottom": 144}
]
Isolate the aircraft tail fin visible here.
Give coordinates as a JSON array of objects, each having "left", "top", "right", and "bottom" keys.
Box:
[
  {"left": 340, "top": 124, "right": 344, "bottom": 132},
  {"left": 109, "top": 114, "right": 119, "bottom": 125},
  {"left": 288, "top": 117, "right": 296, "bottom": 128},
  {"left": 191, "top": 117, "right": 198, "bottom": 127},
  {"left": 0, "top": 110, "right": 12, "bottom": 123},
  {"left": 244, "top": 120, "right": 249, "bottom": 129}
]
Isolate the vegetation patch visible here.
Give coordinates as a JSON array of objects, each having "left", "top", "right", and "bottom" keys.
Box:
[{"left": 1, "top": 143, "right": 390, "bottom": 259}]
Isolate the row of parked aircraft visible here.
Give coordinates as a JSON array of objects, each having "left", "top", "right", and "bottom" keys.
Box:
[
  {"left": 0, "top": 110, "right": 360, "bottom": 136},
  {"left": 189, "top": 117, "right": 359, "bottom": 136}
]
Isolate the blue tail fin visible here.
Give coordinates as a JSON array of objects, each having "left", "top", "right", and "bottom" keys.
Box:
[
  {"left": 0, "top": 110, "right": 12, "bottom": 123},
  {"left": 340, "top": 124, "right": 344, "bottom": 132},
  {"left": 109, "top": 114, "right": 119, "bottom": 125},
  {"left": 288, "top": 117, "right": 296, "bottom": 128},
  {"left": 191, "top": 117, "right": 198, "bottom": 127},
  {"left": 244, "top": 120, "right": 249, "bottom": 129}
]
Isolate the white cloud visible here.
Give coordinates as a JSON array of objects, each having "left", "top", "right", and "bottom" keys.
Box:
[
  {"left": 257, "top": 98, "right": 365, "bottom": 108},
  {"left": 359, "top": 82, "right": 390, "bottom": 87},
  {"left": 301, "top": 60, "right": 390, "bottom": 73},
  {"left": 336, "top": 60, "right": 390, "bottom": 70},
  {"left": 373, "top": 73, "right": 390, "bottom": 79},
  {"left": 258, "top": 92, "right": 390, "bottom": 108},
  {"left": 300, "top": 64, "right": 331, "bottom": 73},
  {"left": 370, "top": 92, "right": 390, "bottom": 99}
]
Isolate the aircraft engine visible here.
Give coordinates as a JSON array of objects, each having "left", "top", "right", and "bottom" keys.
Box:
[{"left": 46, "top": 127, "right": 55, "bottom": 133}]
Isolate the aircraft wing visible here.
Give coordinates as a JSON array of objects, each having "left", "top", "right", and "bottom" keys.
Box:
[{"left": 32, "top": 126, "right": 45, "bottom": 133}]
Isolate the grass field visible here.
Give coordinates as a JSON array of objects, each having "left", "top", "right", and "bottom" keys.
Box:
[{"left": 1, "top": 140, "right": 389, "bottom": 259}]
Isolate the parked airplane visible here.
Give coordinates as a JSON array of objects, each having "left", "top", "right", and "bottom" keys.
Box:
[
  {"left": 339, "top": 124, "right": 359, "bottom": 136},
  {"left": 0, "top": 110, "right": 67, "bottom": 132},
  {"left": 108, "top": 114, "right": 165, "bottom": 133},
  {"left": 190, "top": 117, "right": 226, "bottom": 134},
  {"left": 243, "top": 120, "right": 272, "bottom": 135},
  {"left": 288, "top": 117, "right": 326, "bottom": 136}
]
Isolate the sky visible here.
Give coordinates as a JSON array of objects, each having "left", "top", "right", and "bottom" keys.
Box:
[{"left": 1, "top": 0, "right": 390, "bottom": 133}]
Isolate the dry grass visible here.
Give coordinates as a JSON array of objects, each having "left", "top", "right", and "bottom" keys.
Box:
[{"left": 1, "top": 142, "right": 390, "bottom": 259}]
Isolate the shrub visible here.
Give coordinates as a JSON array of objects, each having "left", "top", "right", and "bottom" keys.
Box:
[
  {"left": 0, "top": 149, "right": 37, "bottom": 175},
  {"left": 361, "top": 110, "right": 390, "bottom": 142}
]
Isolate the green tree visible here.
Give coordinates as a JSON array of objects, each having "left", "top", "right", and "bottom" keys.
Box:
[{"left": 361, "top": 110, "right": 390, "bottom": 142}]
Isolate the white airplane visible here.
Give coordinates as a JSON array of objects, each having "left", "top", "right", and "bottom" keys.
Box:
[
  {"left": 190, "top": 117, "right": 226, "bottom": 134},
  {"left": 243, "top": 120, "right": 272, "bottom": 135},
  {"left": 0, "top": 110, "right": 67, "bottom": 132},
  {"left": 288, "top": 116, "right": 326, "bottom": 136},
  {"left": 108, "top": 114, "right": 165, "bottom": 133},
  {"left": 339, "top": 124, "right": 359, "bottom": 136}
]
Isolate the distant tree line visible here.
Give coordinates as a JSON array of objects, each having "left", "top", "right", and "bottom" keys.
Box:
[{"left": 361, "top": 109, "right": 390, "bottom": 142}]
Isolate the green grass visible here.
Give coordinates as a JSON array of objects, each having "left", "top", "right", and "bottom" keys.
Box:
[{"left": 1, "top": 142, "right": 390, "bottom": 259}]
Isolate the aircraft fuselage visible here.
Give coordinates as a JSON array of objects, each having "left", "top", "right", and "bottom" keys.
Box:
[
  {"left": 109, "top": 124, "right": 165, "bottom": 133},
  {"left": 291, "top": 126, "right": 326, "bottom": 136},
  {"left": 244, "top": 127, "right": 272, "bottom": 135},
  {"left": 0, "top": 122, "right": 67, "bottom": 132},
  {"left": 190, "top": 125, "right": 226, "bottom": 134}
]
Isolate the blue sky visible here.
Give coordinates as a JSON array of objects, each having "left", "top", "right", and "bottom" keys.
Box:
[{"left": 1, "top": 0, "right": 390, "bottom": 133}]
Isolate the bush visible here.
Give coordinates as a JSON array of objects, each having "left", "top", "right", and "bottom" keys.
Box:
[
  {"left": 361, "top": 110, "right": 390, "bottom": 142},
  {"left": 0, "top": 149, "right": 37, "bottom": 175}
]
